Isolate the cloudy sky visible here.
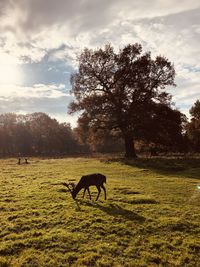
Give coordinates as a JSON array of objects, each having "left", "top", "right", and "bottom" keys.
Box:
[{"left": 0, "top": 0, "right": 200, "bottom": 126}]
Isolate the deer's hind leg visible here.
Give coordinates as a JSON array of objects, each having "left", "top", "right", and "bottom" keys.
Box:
[
  {"left": 101, "top": 184, "right": 106, "bottom": 200},
  {"left": 96, "top": 186, "right": 101, "bottom": 201}
]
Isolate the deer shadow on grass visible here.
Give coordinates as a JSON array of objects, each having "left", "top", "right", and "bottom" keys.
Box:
[{"left": 78, "top": 200, "right": 145, "bottom": 222}]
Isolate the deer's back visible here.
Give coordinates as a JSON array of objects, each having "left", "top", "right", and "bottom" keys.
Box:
[{"left": 79, "top": 173, "right": 106, "bottom": 186}]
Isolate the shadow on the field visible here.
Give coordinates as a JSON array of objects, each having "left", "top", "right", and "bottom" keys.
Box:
[
  {"left": 104, "top": 157, "right": 200, "bottom": 179},
  {"left": 80, "top": 200, "right": 145, "bottom": 222}
]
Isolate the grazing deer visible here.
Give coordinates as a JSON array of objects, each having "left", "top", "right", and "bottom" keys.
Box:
[{"left": 63, "top": 173, "right": 107, "bottom": 201}]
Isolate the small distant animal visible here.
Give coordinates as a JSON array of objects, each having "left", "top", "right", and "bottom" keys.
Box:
[
  {"left": 17, "top": 158, "right": 29, "bottom": 165},
  {"left": 63, "top": 173, "right": 107, "bottom": 201}
]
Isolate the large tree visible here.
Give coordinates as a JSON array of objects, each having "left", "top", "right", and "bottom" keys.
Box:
[{"left": 69, "top": 43, "right": 179, "bottom": 157}]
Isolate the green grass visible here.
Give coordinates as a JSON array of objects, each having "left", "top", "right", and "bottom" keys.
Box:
[{"left": 0, "top": 157, "right": 200, "bottom": 266}]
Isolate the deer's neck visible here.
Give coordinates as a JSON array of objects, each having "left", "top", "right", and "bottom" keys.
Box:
[{"left": 73, "top": 183, "right": 84, "bottom": 199}]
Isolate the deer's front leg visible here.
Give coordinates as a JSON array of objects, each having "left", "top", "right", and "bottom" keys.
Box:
[
  {"left": 83, "top": 188, "right": 87, "bottom": 198},
  {"left": 87, "top": 188, "right": 91, "bottom": 200}
]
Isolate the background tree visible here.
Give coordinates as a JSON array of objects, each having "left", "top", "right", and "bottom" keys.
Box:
[
  {"left": 0, "top": 112, "right": 81, "bottom": 157},
  {"left": 0, "top": 113, "right": 18, "bottom": 155},
  {"left": 69, "top": 43, "right": 182, "bottom": 157},
  {"left": 186, "top": 100, "right": 200, "bottom": 152},
  {"left": 138, "top": 104, "right": 187, "bottom": 153},
  {"left": 190, "top": 100, "right": 200, "bottom": 119},
  {"left": 75, "top": 115, "right": 124, "bottom": 153}
]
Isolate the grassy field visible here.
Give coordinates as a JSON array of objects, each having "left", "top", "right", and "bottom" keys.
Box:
[{"left": 0, "top": 157, "right": 200, "bottom": 267}]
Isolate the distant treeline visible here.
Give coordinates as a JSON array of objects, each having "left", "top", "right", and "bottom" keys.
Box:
[
  {"left": 0, "top": 113, "right": 78, "bottom": 157},
  {"left": 0, "top": 112, "right": 123, "bottom": 157},
  {"left": 0, "top": 99, "right": 200, "bottom": 157}
]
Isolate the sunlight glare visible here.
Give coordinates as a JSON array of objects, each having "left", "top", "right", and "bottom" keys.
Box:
[
  {"left": 0, "top": 51, "right": 23, "bottom": 85},
  {"left": 0, "top": 63, "right": 22, "bottom": 85}
]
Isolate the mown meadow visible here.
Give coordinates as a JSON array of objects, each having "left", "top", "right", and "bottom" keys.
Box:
[{"left": 0, "top": 157, "right": 200, "bottom": 266}]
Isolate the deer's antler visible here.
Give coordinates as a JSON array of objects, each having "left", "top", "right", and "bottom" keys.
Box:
[{"left": 62, "top": 182, "right": 76, "bottom": 193}]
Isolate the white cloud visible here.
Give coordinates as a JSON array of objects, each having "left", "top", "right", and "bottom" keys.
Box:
[
  {"left": 0, "top": 1, "right": 199, "bottom": 62},
  {"left": 0, "top": 83, "right": 68, "bottom": 99},
  {"left": 0, "top": 83, "right": 75, "bottom": 125},
  {"left": 0, "top": 0, "right": 199, "bottom": 121}
]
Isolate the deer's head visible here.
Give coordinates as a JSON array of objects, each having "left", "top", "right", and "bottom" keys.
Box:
[{"left": 62, "top": 182, "right": 76, "bottom": 199}]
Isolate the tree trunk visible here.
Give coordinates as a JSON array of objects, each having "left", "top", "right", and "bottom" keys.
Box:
[{"left": 124, "top": 135, "right": 137, "bottom": 158}]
